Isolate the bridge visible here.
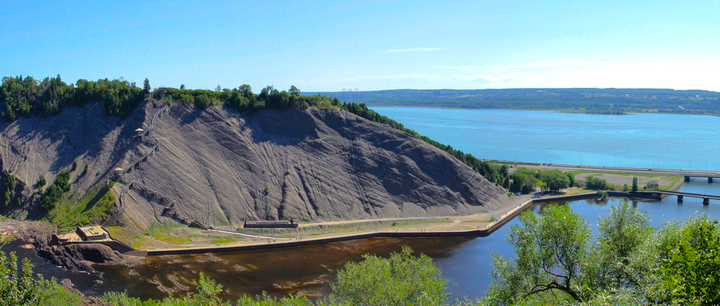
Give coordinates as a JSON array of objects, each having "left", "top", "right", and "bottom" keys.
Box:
[
  {"left": 524, "top": 163, "right": 720, "bottom": 183},
  {"left": 684, "top": 174, "right": 720, "bottom": 183},
  {"left": 633, "top": 190, "right": 720, "bottom": 205}
]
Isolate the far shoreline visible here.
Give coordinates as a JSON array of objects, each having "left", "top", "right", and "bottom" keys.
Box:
[{"left": 369, "top": 105, "right": 720, "bottom": 117}]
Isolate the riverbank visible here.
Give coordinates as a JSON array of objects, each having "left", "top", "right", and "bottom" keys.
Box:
[
  {"left": 0, "top": 164, "right": 694, "bottom": 260},
  {"left": 135, "top": 175, "right": 694, "bottom": 256},
  {"left": 137, "top": 193, "right": 570, "bottom": 256}
]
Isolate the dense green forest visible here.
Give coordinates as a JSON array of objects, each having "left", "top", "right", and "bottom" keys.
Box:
[{"left": 311, "top": 88, "right": 720, "bottom": 115}]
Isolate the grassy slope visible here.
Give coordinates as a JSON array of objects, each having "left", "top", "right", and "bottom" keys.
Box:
[{"left": 46, "top": 184, "right": 116, "bottom": 231}]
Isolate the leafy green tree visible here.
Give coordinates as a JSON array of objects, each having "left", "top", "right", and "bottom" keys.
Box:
[
  {"left": 195, "top": 94, "right": 212, "bottom": 109},
  {"left": 567, "top": 172, "right": 575, "bottom": 187},
  {"left": 585, "top": 201, "right": 653, "bottom": 289},
  {"left": 143, "top": 78, "right": 151, "bottom": 93},
  {"left": 653, "top": 216, "right": 720, "bottom": 304},
  {"left": 538, "top": 169, "right": 570, "bottom": 192},
  {"left": 40, "top": 171, "right": 71, "bottom": 211},
  {"left": 585, "top": 176, "right": 609, "bottom": 190},
  {"left": 487, "top": 205, "right": 591, "bottom": 303},
  {"left": 632, "top": 177, "right": 638, "bottom": 192},
  {"left": 331, "top": 247, "right": 448, "bottom": 306},
  {"left": 36, "top": 175, "right": 46, "bottom": 188}
]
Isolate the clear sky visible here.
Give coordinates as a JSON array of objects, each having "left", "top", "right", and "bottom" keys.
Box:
[{"left": 2, "top": 1, "right": 719, "bottom": 92}]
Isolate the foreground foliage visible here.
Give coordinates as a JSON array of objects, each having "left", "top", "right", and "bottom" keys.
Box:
[
  {"left": 0, "top": 251, "right": 82, "bottom": 306},
  {"left": 0, "top": 245, "right": 453, "bottom": 306},
  {"left": 485, "top": 201, "right": 720, "bottom": 305},
  {"left": 330, "top": 247, "right": 448, "bottom": 305}
]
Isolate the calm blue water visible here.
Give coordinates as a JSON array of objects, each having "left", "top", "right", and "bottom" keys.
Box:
[
  {"left": 372, "top": 108, "right": 720, "bottom": 171},
  {"left": 437, "top": 179, "right": 720, "bottom": 299}
]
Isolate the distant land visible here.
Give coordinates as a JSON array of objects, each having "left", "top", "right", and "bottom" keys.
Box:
[{"left": 308, "top": 88, "right": 720, "bottom": 115}]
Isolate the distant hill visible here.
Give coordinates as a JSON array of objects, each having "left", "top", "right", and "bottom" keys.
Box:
[{"left": 307, "top": 88, "right": 720, "bottom": 114}]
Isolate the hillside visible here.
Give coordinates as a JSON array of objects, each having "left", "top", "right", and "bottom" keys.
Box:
[
  {"left": 311, "top": 88, "right": 720, "bottom": 114},
  {"left": 0, "top": 101, "right": 509, "bottom": 230}
]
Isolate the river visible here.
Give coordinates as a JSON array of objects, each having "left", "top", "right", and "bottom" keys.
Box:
[
  {"left": 371, "top": 108, "right": 720, "bottom": 171},
  {"left": 4, "top": 109, "right": 720, "bottom": 301}
]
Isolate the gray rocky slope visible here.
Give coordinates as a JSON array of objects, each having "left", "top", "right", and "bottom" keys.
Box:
[{"left": 0, "top": 101, "right": 509, "bottom": 229}]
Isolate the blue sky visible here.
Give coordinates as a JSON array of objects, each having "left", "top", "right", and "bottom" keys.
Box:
[{"left": 2, "top": 1, "right": 719, "bottom": 92}]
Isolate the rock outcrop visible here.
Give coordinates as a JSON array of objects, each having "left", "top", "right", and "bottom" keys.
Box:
[{"left": 0, "top": 101, "right": 509, "bottom": 229}]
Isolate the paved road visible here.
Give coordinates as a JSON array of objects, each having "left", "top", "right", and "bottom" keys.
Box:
[{"left": 516, "top": 163, "right": 720, "bottom": 177}]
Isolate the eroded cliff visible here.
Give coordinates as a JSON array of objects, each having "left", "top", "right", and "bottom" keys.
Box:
[{"left": 0, "top": 101, "right": 509, "bottom": 230}]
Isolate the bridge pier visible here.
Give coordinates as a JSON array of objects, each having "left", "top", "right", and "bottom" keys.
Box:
[
  {"left": 685, "top": 176, "right": 690, "bottom": 182},
  {"left": 677, "top": 195, "right": 683, "bottom": 202},
  {"left": 704, "top": 198, "right": 710, "bottom": 205},
  {"left": 710, "top": 177, "right": 714, "bottom": 183}
]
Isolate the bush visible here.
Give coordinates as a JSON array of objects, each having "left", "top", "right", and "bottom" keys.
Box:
[
  {"left": 331, "top": 247, "right": 448, "bottom": 305},
  {"left": 585, "top": 176, "right": 609, "bottom": 190},
  {"left": 0, "top": 251, "right": 68, "bottom": 305}
]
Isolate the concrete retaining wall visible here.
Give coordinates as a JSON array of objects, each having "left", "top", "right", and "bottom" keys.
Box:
[{"left": 143, "top": 191, "right": 648, "bottom": 256}]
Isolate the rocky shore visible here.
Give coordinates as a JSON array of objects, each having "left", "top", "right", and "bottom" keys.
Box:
[{"left": 0, "top": 220, "right": 126, "bottom": 273}]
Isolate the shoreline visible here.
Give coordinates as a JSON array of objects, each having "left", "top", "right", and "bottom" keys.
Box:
[
  {"left": 140, "top": 193, "right": 582, "bottom": 256},
  {"left": 140, "top": 182, "right": 695, "bottom": 256},
  {"left": 369, "top": 106, "right": 720, "bottom": 118},
  {"left": 8, "top": 166, "right": 696, "bottom": 259}
]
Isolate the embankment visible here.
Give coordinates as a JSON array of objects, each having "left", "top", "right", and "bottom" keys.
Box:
[{"left": 144, "top": 192, "right": 604, "bottom": 256}]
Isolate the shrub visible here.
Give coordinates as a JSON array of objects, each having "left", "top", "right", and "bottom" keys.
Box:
[
  {"left": 36, "top": 175, "right": 46, "bottom": 188},
  {"left": 331, "top": 247, "right": 448, "bottom": 305}
]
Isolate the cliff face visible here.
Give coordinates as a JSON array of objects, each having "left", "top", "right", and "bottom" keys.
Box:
[{"left": 0, "top": 101, "right": 509, "bottom": 229}]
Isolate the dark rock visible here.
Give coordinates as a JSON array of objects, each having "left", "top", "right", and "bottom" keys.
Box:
[{"left": 64, "top": 244, "right": 122, "bottom": 263}]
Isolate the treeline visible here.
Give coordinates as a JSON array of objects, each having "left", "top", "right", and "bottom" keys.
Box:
[
  {"left": 506, "top": 168, "right": 575, "bottom": 194},
  {"left": 0, "top": 76, "right": 147, "bottom": 121},
  {"left": 156, "top": 85, "right": 342, "bottom": 111}
]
